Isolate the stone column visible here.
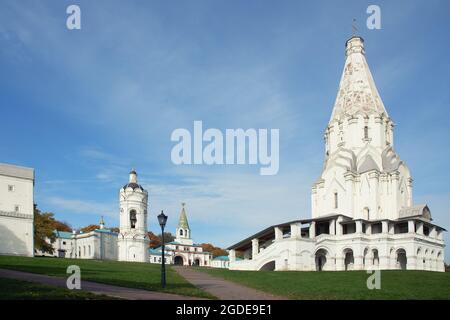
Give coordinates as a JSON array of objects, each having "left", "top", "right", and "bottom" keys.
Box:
[
  {"left": 274, "top": 227, "right": 283, "bottom": 240},
  {"left": 408, "top": 220, "right": 415, "bottom": 233},
  {"left": 229, "top": 249, "right": 236, "bottom": 263},
  {"left": 251, "top": 239, "right": 259, "bottom": 259},
  {"left": 416, "top": 222, "right": 424, "bottom": 235},
  {"left": 335, "top": 256, "right": 344, "bottom": 271},
  {"left": 329, "top": 219, "right": 336, "bottom": 235},
  {"left": 336, "top": 216, "right": 343, "bottom": 236},
  {"left": 290, "top": 223, "right": 301, "bottom": 238},
  {"left": 429, "top": 226, "right": 437, "bottom": 238},
  {"left": 388, "top": 222, "right": 395, "bottom": 235},
  {"left": 354, "top": 254, "right": 364, "bottom": 270},
  {"left": 309, "top": 221, "right": 316, "bottom": 238},
  {"left": 366, "top": 250, "right": 373, "bottom": 269},
  {"left": 355, "top": 220, "right": 363, "bottom": 234},
  {"left": 381, "top": 220, "right": 388, "bottom": 234},
  {"left": 366, "top": 223, "right": 372, "bottom": 235}
]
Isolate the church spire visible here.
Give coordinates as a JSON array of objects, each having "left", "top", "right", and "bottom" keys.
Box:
[
  {"left": 175, "top": 203, "right": 193, "bottom": 245},
  {"left": 329, "top": 36, "right": 388, "bottom": 123},
  {"left": 177, "top": 202, "right": 190, "bottom": 230}
]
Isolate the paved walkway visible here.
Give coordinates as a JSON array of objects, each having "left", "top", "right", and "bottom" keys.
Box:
[
  {"left": 173, "top": 267, "right": 285, "bottom": 300},
  {"left": 0, "top": 268, "right": 204, "bottom": 300}
]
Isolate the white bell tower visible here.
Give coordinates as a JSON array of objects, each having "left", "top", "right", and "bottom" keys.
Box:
[{"left": 117, "top": 169, "right": 149, "bottom": 262}]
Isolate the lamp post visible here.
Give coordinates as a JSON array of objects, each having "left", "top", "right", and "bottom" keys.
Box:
[{"left": 157, "top": 210, "right": 168, "bottom": 288}]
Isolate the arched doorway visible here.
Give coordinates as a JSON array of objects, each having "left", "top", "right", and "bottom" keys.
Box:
[
  {"left": 396, "top": 249, "right": 407, "bottom": 270},
  {"left": 363, "top": 248, "right": 369, "bottom": 268},
  {"left": 315, "top": 249, "right": 328, "bottom": 271},
  {"left": 344, "top": 249, "right": 354, "bottom": 271},
  {"left": 193, "top": 258, "right": 201, "bottom": 266},
  {"left": 372, "top": 249, "right": 379, "bottom": 267},
  {"left": 431, "top": 250, "right": 435, "bottom": 271},
  {"left": 259, "top": 260, "right": 275, "bottom": 271},
  {"left": 437, "top": 251, "right": 442, "bottom": 271},
  {"left": 174, "top": 256, "right": 184, "bottom": 265}
]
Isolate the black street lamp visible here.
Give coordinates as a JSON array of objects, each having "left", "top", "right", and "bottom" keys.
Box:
[{"left": 157, "top": 210, "right": 168, "bottom": 288}]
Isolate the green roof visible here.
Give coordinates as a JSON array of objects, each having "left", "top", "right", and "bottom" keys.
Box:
[
  {"left": 54, "top": 230, "right": 73, "bottom": 239},
  {"left": 213, "top": 256, "right": 229, "bottom": 261},
  {"left": 177, "top": 203, "right": 190, "bottom": 229},
  {"left": 213, "top": 256, "right": 243, "bottom": 261}
]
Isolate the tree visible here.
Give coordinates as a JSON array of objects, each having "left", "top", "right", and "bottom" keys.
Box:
[
  {"left": 53, "top": 220, "right": 72, "bottom": 232},
  {"left": 147, "top": 231, "right": 161, "bottom": 248},
  {"left": 201, "top": 243, "right": 228, "bottom": 258},
  {"left": 80, "top": 224, "right": 100, "bottom": 233},
  {"left": 34, "top": 205, "right": 57, "bottom": 254},
  {"left": 159, "top": 232, "right": 175, "bottom": 244},
  {"left": 146, "top": 231, "right": 175, "bottom": 248}
]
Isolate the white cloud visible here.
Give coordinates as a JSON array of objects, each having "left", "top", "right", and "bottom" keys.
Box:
[{"left": 44, "top": 196, "right": 116, "bottom": 219}]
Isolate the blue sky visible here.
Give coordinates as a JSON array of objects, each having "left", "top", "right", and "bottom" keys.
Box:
[{"left": 1, "top": 0, "right": 450, "bottom": 260}]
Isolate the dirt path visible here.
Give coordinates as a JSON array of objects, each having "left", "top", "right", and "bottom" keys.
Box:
[
  {"left": 0, "top": 268, "right": 205, "bottom": 300},
  {"left": 173, "top": 267, "right": 285, "bottom": 300}
]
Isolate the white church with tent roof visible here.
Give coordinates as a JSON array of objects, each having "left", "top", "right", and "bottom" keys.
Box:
[
  {"left": 227, "top": 36, "right": 446, "bottom": 272},
  {"left": 149, "top": 203, "right": 212, "bottom": 266}
]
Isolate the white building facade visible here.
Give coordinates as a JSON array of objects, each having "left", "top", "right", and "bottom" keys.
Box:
[
  {"left": 39, "top": 218, "right": 119, "bottom": 260},
  {"left": 0, "top": 163, "right": 35, "bottom": 257},
  {"left": 228, "top": 36, "right": 446, "bottom": 272}
]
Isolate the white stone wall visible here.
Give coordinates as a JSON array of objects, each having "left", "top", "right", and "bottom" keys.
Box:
[
  {"left": 0, "top": 163, "right": 34, "bottom": 257},
  {"left": 0, "top": 214, "right": 34, "bottom": 257},
  {"left": 211, "top": 259, "right": 230, "bottom": 268}
]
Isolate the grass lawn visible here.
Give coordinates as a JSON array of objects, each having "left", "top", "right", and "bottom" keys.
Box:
[
  {"left": 0, "top": 277, "right": 114, "bottom": 300},
  {"left": 0, "top": 256, "right": 214, "bottom": 299},
  {"left": 200, "top": 268, "right": 450, "bottom": 300}
]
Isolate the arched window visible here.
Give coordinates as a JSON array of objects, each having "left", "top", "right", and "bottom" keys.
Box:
[
  {"left": 364, "top": 126, "right": 369, "bottom": 139},
  {"left": 180, "top": 229, "right": 183, "bottom": 236},
  {"left": 130, "top": 210, "right": 137, "bottom": 229},
  {"left": 334, "top": 192, "right": 338, "bottom": 209},
  {"left": 88, "top": 245, "right": 91, "bottom": 257}
]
